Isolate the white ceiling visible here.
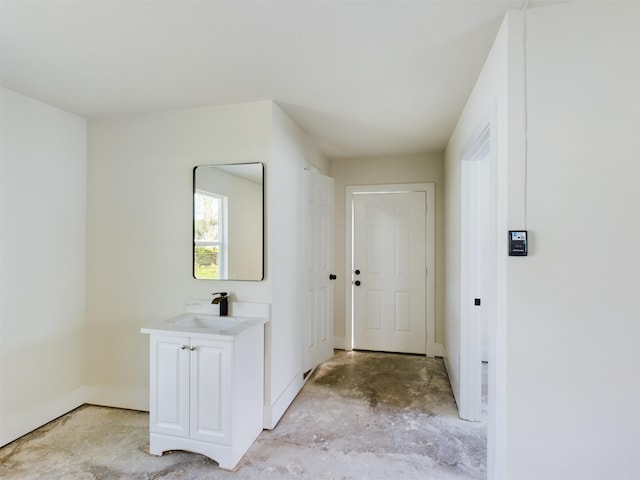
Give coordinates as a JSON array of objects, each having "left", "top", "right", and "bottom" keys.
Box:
[{"left": 1, "top": 1, "right": 540, "bottom": 159}]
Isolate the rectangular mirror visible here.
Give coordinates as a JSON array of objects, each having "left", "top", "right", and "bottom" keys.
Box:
[{"left": 193, "top": 163, "right": 264, "bottom": 281}]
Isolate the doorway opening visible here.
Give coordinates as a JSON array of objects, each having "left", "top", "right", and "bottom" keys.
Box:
[
  {"left": 459, "top": 123, "right": 495, "bottom": 422},
  {"left": 459, "top": 120, "right": 496, "bottom": 477}
]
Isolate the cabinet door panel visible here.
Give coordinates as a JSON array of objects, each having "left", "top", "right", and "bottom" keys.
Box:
[
  {"left": 190, "top": 339, "right": 232, "bottom": 444},
  {"left": 149, "top": 336, "right": 190, "bottom": 438}
]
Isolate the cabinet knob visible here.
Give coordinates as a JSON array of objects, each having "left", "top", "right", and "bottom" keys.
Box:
[
  {"left": 180, "top": 345, "right": 187, "bottom": 350},
  {"left": 190, "top": 346, "right": 197, "bottom": 351}
]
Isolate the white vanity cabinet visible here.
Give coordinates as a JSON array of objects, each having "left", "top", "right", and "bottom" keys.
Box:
[
  {"left": 149, "top": 335, "right": 233, "bottom": 444},
  {"left": 142, "top": 316, "right": 265, "bottom": 470}
]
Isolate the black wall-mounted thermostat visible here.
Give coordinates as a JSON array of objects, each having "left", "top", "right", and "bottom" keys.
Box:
[{"left": 509, "top": 230, "right": 528, "bottom": 256}]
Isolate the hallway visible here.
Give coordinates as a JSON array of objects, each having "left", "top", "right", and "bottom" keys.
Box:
[{"left": 0, "top": 351, "right": 486, "bottom": 479}]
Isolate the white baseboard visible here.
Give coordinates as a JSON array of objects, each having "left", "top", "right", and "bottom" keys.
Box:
[
  {"left": 443, "top": 351, "right": 461, "bottom": 413},
  {"left": 262, "top": 374, "right": 303, "bottom": 430},
  {"left": 0, "top": 387, "right": 85, "bottom": 447},
  {"left": 85, "top": 386, "right": 149, "bottom": 412},
  {"left": 333, "top": 336, "right": 346, "bottom": 350}
]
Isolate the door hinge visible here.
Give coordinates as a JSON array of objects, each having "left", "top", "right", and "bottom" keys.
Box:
[{"left": 425, "top": 267, "right": 428, "bottom": 278}]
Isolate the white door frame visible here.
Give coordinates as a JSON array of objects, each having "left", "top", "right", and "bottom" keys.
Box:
[
  {"left": 459, "top": 129, "right": 487, "bottom": 422},
  {"left": 459, "top": 118, "right": 503, "bottom": 478},
  {"left": 345, "top": 183, "right": 437, "bottom": 356}
]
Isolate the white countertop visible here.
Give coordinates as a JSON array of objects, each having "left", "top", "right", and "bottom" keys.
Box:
[{"left": 141, "top": 301, "right": 270, "bottom": 340}]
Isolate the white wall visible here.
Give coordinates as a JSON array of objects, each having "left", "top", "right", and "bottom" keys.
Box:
[
  {"left": 445, "top": 12, "right": 513, "bottom": 469},
  {"left": 330, "top": 153, "right": 445, "bottom": 348},
  {"left": 446, "top": 3, "right": 640, "bottom": 479},
  {"left": 0, "top": 88, "right": 87, "bottom": 446},
  {"left": 265, "top": 103, "right": 329, "bottom": 427},
  {"left": 505, "top": 4, "right": 640, "bottom": 479},
  {"left": 86, "top": 100, "right": 327, "bottom": 429},
  {"left": 86, "top": 101, "right": 273, "bottom": 408}
]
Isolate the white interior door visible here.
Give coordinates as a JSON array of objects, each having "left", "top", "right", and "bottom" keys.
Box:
[
  {"left": 302, "top": 169, "right": 335, "bottom": 373},
  {"left": 352, "top": 192, "right": 426, "bottom": 354}
]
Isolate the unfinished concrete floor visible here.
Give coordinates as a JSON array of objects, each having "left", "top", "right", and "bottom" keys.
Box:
[{"left": 0, "top": 350, "right": 486, "bottom": 479}]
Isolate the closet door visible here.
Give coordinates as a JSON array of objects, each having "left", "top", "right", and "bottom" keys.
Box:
[{"left": 302, "top": 169, "right": 335, "bottom": 373}]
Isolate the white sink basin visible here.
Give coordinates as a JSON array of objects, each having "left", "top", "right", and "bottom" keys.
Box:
[
  {"left": 140, "top": 301, "right": 270, "bottom": 339},
  {"left": 170, "top": 314, "right": 239, "bottom": 331}
]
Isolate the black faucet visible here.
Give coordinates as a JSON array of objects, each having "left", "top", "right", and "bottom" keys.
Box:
[{"left": 211, "top": 292, "right": 229, "bottom": 316}]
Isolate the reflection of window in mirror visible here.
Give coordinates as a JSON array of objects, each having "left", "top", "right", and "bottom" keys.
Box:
[
  {"left": 193, "top": 163, "right": 264, "bottom": 281},
  {"left": 194, "top": 191, "right": 228, "bottom": 279}
]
